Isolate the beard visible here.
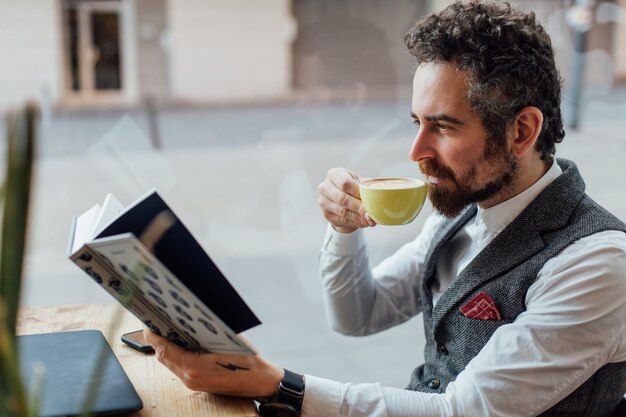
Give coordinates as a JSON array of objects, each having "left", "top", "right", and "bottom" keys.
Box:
[{"left": 419, "top": 143, "right": 518, "bottom": 218}]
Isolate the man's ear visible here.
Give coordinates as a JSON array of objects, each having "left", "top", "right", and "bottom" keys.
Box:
[{"left": 510, "top": 106, "right": 543, "bottom": 157}]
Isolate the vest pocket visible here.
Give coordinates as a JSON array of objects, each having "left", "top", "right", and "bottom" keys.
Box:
[{"left": 448, "top": 315, "right": 515, "bottom": 355}]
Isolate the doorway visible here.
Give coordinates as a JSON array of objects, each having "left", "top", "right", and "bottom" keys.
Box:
[{"left": 62, "top": 0, "right": 137, "bottom": 103}]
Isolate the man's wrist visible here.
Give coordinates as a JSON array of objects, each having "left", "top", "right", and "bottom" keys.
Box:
[
  {"left": 257, "top": 369, "right": 305, "bottom": 417},
  {"left": 331, "top": 224, "right": 357, "bottom": 234}
]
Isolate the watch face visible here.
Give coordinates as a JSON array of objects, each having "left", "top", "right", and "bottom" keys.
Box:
[{"left": 258, "top": 402, "right": 299, "bottom": 417}]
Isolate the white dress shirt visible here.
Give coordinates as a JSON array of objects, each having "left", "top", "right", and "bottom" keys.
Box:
[{"left": 305, "top": 161, "right": 626, "bottom": 417}]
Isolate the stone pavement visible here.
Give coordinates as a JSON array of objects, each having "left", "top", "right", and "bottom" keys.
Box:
[{"left": 13, "top": 87, "right": 626, "bottom": 388}]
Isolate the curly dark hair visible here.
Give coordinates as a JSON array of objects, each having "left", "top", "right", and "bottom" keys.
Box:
[{"left": 404, "top": 0, "right": 565, "bottom": 163}]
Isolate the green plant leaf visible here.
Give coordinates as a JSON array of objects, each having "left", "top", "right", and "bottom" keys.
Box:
[{"left": 0, "top": 104, "right": 37, "bottom": 417}]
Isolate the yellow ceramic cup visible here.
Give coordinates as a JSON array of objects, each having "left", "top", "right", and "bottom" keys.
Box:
[{"left": 359, "top": 177, "right": 428, "bottom": 226}]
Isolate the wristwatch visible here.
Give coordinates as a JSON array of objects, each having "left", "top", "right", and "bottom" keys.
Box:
[{"left": 258, "top": 369, "right": 305, "bottom": 417}]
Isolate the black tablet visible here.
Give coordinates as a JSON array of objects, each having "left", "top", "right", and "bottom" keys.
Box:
[{"left": 17, "top": 330, "right": 143, "bottom": 417}]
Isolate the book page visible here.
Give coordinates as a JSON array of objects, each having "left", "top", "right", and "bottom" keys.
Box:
[
  {"left": 71, "top": 204, "right": 101, "bottom": 254},
  {"left": 89, "top": 193, "right": 125, "bottom": 238}
]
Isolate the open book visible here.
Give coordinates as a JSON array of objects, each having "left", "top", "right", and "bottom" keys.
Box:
[{"left": 68, "top": 190, "right": 260, "bottom": 355}]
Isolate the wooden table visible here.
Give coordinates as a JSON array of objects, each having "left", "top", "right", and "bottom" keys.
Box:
[{"left": 17, "top": 304, "right": 258, "bottom": 417}]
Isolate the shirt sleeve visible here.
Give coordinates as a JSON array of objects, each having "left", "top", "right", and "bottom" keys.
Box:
[
  {"left": 318, "top": 213, "right": 445, "bottom": 336},
  {"left": 307, "top": 230, "right": 626, "bottom": 417},
  {"left": 302, "top": 375, "right": 456, "bottom": 417}
]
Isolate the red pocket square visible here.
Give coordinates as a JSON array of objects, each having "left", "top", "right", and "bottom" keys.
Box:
[{"left": 459, "top": 291, "right": 501, "bottom": 321}]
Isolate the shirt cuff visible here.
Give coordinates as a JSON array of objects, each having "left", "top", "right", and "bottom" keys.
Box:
[
  {"left": 301, "top": 374, "right": 343, "bottom": 417},
  {"left": 321, "top": 223, "right": 367, "bottom": 257}
]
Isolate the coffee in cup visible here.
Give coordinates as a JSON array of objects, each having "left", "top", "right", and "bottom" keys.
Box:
[{"left": 359, "top": 177, "right": 427, "bottom": 225}]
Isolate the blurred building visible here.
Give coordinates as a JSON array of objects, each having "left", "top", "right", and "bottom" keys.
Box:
[
  {"left": 0, "top": 0, "right": 298, "bottom": 112},
  {"left": 0, "top": 0, "right": 624, "bottom": 114}
]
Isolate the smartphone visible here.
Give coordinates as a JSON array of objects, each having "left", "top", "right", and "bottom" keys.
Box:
[{"left": 121, "top": 330, "right": 155, "bottom": 354}]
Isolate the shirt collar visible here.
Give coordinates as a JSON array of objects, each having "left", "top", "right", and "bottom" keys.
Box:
[{"left": 475, "top": 159, "right": 562, "bottom": 234}]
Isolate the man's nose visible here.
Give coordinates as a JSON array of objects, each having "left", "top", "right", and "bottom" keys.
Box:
[{"left": 409, "top": 128, "right": 436, "bottom": 163}]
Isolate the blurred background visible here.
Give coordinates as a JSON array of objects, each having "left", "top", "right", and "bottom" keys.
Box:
[{"left": 1, "top": 0, "right": 625, "bottom": 388}]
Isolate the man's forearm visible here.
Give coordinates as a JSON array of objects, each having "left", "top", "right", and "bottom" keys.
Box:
[{"left": 318, "top": 225, "right": 426, "bottom": 336}]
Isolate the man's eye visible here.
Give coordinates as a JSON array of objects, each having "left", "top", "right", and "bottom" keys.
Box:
[
  {"left": 435, "top": 124, "right": 450, "bottom": 132},
  {"left": 412, "top": 119, "right": 420, "bottom": 128}
]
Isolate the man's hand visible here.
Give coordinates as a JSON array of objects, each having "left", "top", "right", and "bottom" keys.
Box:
[
  {"left": 318, "top": 167, "right": 376, "bottom": 233},
  {"left": 143, "top": 329, "right": 283, "bottom": 398}
]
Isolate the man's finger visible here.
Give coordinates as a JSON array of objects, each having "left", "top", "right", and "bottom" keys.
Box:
[
  {"left": 334, "top": 188, "right": 366, "bottom": 219},
  {"left": 319, "top": 194, "right": 365, "bottom": 226},
  {"left": 144, "top": 330, "right": 187, "bottom": 370},
  {"left": 328, "top": 168, "right": 361, "bottom": 198}
]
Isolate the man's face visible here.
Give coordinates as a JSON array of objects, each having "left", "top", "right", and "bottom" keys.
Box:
[{"left": 409, "top": 62, "right": 517, "bottom": 218}]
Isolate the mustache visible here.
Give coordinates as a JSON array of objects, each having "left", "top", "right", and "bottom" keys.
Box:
[{"left": 419, "top": 160, "right": 455, "bottom": 181}]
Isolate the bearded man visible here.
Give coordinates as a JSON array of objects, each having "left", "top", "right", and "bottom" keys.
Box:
[{"left": 316, "top": 1, "right": 626, "bottom": 416}]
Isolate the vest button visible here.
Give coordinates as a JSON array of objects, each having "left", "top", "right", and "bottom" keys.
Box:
[
  {"left": 428, "top": 378, "right": 440, "bottom": 389},
  {"left": 437, "top": 343, "right": 449, "bottom": 355}
]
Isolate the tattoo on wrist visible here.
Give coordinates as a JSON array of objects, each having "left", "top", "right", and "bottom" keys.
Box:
[{"left": 216, "top": 361, "right": 250, "bottom": 372}]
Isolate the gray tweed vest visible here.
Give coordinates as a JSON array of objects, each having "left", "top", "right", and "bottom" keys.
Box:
[{"left": 407, "top": 159, "right": 626, "bottom": 416}]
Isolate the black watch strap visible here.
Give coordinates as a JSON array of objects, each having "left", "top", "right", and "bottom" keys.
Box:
[{"left": 258, "top": 369, "right": 305, "bottom": 417}]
